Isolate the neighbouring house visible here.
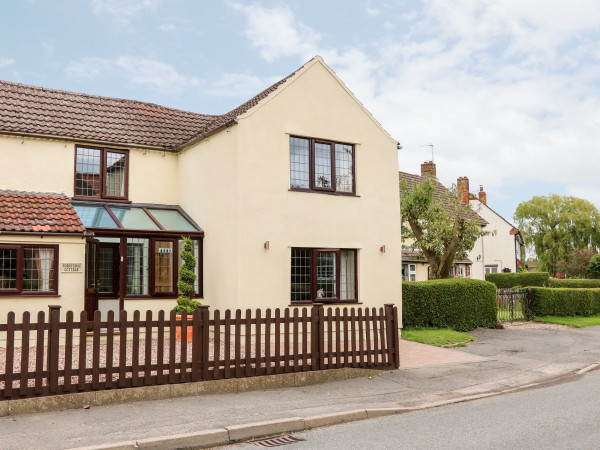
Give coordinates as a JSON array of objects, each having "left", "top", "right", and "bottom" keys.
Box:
[
  {"left": 458, "top": 179, "right": 524, "bottom": 274},
  {"left": 399, "top": 163, "right": 486, "bottom": 280},
  {"left": 0, "top": 56, "right": 403, "bottom": 321}
]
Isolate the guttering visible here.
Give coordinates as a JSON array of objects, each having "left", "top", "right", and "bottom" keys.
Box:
[
  {"left": 0, "top": 230, "right": 90, "bottom": 237},
  {"left": 0, "top": 130, "right": 172, "bottom": 152}
]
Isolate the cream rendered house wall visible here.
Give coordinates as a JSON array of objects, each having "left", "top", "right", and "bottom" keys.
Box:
[
  {"left": 178, "top": 126, "right": 240, "bottom": 310},
  {"left": 470, "top": 199, "right": 518, "bottom": 273},
  {"left": 230, "top": 60, "right": 402, "bottom": 311},
  {"left": 0, "top": 135, "right": 179, "bottom": 204},
  {"left": 466, "top": 236, "right": 485, "bottom": 280},
  {"left": 0, "top": 234, "right": 85, "bottom": 321},
  {"left": 0, "top": 134, "right": 180, "bottom": 318}
]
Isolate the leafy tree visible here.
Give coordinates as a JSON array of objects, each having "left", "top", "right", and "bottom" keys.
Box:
[
  {"left": 514, "top": 195, "right": 600, "bottom": 275},
  {"left": 400, "top": 177, "right": 487, "bottom": 279},
  {"left": 556, "top": 248, "right": 597, "bottom": 278},
  {"left": 588, "top": 254, "right": 600, "bottom": 279},
  {"left": 173, "top": 237, "right": 201, "bottom": 314}
]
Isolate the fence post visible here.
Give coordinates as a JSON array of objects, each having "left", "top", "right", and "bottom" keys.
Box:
[
  {"left": 47, "top": 305, "right": 61, "bottom": 390},
  {"left": 384, "top": 304, "right": 400, "bottom": 369},
  {"left": 199, "top": 305, "right": 210, "bottom": 381},
  {"left": 311, "top": 303, "right": 324, "bottom": 371}
]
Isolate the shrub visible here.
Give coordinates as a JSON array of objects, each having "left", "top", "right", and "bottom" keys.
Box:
[
  {"left": 174, "top": 237, "right": 201, "bottom": 315},
  {"left": 526, "top": 287, "right": 600, "bottom": 317},
  {"left": 485, "top": 272, "right": 549, "bottom": 288},
  {"left": 402, "top": 279, "right": 498, "bottom": 331},
  {"left": 589, "top": 254, "right": 600, "bottom": 279},
  {"left": 548, "top": 278, "right": 600, "bottom": 289}
]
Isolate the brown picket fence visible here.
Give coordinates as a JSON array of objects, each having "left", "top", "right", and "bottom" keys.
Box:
[{"left": 0, "top": 304, "right": 399, "bottom": 400}]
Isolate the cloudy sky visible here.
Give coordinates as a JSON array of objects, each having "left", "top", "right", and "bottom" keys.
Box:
[{"left": 1, "top": 0, "right": 599, "bottom": 222}]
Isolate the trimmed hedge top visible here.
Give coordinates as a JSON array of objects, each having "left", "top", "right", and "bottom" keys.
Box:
[
  {"left": 548, "top": 278, "right": 600, "bottom": 289},
  {"left": 485, "top": 272, "right": 549, "bottom": 288},
  {"left": 526, "top": 287, "right": 600, "bottom": 317},
  {"left": 402, "top": 278, "right": 498, "bottom": 331}
]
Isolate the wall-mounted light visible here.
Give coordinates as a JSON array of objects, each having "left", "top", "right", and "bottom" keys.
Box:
[
  {"left": 477, "top": 255, "right": 481, "bottom": 261},
  {"left": 380, "top": 245, "right": 386, "bottom": 253},
  {"left": 264, "top": 241, "right": 270, "bottom": 250}
]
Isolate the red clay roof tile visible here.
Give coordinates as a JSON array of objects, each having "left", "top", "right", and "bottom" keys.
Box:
[
  {"left": 0, "top": 59, "right": 306, "bottom": 151},
  {"left": 0, "top": 190, "right": 85, "bottom": 234}
]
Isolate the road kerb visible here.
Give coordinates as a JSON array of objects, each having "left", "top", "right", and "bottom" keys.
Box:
[
  {"left": 226, "top": 417, "right": 305, "bottom": 442},
  {"left": 304, "top": 410, "right": 368, "bottom": 428}
]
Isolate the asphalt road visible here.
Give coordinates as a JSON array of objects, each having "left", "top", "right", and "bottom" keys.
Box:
[{"left": 230, "top": 369, "right": 600, "bottom": 449}]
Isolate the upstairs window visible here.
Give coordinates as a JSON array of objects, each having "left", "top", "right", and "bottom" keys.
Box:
[
  {"left": 290, "top": 136, "right": 355, "bottom": 194},
  {"left": 75, "top": 146, "right": 128, "bottom": 200}
]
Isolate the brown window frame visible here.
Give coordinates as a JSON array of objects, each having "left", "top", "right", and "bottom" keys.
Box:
[
  {"left": 289, "top": 136, "right": 356, "bottom": 195},
  {"left": 74, "top": 146, "right": 130, "bottom": 201},
  {"left": 119, "top": 236, "right": 203, "bottom": 299},
  {"left": 0, "top": 244, "right": 59, "bottom": 296},
  {"left": 290, "top": 247, "right": 358, "bottom": 305}
]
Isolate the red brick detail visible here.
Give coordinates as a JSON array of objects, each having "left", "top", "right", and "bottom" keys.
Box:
[
  {"left": 478, "top": 185, "right": 487, "bottom": 205},
  {"left": 457, "top": 176, "right": 470, "bottom": 204},
  {"left": 0, "top": 190, "right": 85, "bottom": 233}
]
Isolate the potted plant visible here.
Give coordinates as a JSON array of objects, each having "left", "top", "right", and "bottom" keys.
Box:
[{"left": 174, "top": 237, "right": 200, "bottom": 342}]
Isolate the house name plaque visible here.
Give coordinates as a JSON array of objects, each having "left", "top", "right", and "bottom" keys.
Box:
[{"left": 61, "top": 263, "right": 83, "bottom": 273}]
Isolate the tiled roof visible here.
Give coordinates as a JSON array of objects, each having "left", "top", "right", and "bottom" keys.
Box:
[
  {"left": 0, "top": 190, "right": 85, "bottom": 234},
  {"left": 399, "top": 172, "right": 487, "bottom": 225},
  {"left": 0, "top": 59, "right": 305, "bottom": 151},
  {"left": 401, "top": 250, "right": 472, "bottom": 264}
]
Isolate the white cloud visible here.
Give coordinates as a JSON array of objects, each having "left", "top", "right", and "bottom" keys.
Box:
[
  {"left": 115, "top": 56, "right": 199, "bottom": 93},
  {"left": 65, "top": 56, "right": 198, "bottom": 93},
  {"left": 65, "top": 58, "right": 113, "bottom": 80},
  {"left": 41, "top": 42, "right": 54, "bottom": 57},
  {"left": 0, "top": 58, "right": 14, "bottom": 68},
  {"left": 90, "top": 0, "right": 160, "bottom": 25},
  {"left": 205, "top": 72, "right": 281, "bottom": 98},
  {"left": 159, "top": 23, "right": 176, "bottom": 32},
  {"left": 228, "top": 2, "right": 320, "bottom": 62},
  {"left": 366, "top": 7, "right": 380, "bottom": 17}
]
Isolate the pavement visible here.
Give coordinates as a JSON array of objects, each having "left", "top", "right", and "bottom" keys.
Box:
[{"left": 2, "top": 322, "right": 600, "bottom": 449}]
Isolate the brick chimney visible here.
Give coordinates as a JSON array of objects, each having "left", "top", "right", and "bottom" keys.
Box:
[
  {"left": 478, "top": 185, "right": 487, "bottom": 205},
  {"left": 457, "top": 176, "right": 470, "bottom": 204},
  {"left": 421, "top": 161, "right": 436, "bottom": 178}
]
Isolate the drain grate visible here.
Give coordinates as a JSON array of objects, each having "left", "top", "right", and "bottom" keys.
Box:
[{"left": 252, "top": 434, "right": 306, "bottom": 447}]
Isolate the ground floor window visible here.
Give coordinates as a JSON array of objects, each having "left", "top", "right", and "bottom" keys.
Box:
[
  {"left": 0, "top": 245, "right": 58, "bottom": 295},
  {"left": 485, "top": 265, "right": 498, "bottom": 274},
  {"left": 449, "top": 264, "right": 470, "bottom": 278},
  {"left": 88, "top": 236, "right": 203, "bottom": 299},
  {"left": 402, "top": 263, "right": 417, "bottom": 281},
  {"left": 291, "top": 248, "right": 357, "bottom": 304}
]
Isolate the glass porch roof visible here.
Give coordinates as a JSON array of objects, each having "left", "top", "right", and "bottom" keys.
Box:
[{"left": 72, "top": 203, "right": 202, "bottom": 233}]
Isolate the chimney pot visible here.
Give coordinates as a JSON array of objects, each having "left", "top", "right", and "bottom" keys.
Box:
[{"left": 478, "top": 185, "right": 487, "bottom": 205}]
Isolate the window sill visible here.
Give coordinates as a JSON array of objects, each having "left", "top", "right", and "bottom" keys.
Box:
[
  {"left": 288, "top": 188, "right": 359, "bottom": 197},
  {"left": 72, "top": 196, "right": 132, "bottom": 204},
  {"left": 289, "top": 301, "right": 362, "bottom": 307},
  {"left": 0, "top": 293, "right": 61, "bottom": 297}
]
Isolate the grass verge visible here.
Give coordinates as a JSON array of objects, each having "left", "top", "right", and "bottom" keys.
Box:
[
  {"left": 401, "top": 327, "right": 476, "bottom": 348},
  {"left": 534, "top": 315, "right": 600, "bottom": 328}
]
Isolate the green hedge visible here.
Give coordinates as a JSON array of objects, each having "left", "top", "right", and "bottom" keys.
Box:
[
  {"left": 402, "top": 279, "right": 498, "bottom": 331},
  {"left": 547, "top": 278, "right": 600, "bottom": 289},
  {"left": 525, "top": 288, "right": 600, "bottom": 317},
  {"left": 485, "top": 272, "right": 549, "bottom": 288}
]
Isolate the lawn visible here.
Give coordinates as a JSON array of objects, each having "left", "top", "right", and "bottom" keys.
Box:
[
  {"left": 534, "top": 315, "right": 600, "bottom": 328},
  {"left": 401, "top": 327, "right": 476, "bottom": 348}
]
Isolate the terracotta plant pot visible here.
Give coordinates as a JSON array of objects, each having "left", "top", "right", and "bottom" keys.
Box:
[{"left": 175, "top": 314, "right": 194, "bottom": 343}]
